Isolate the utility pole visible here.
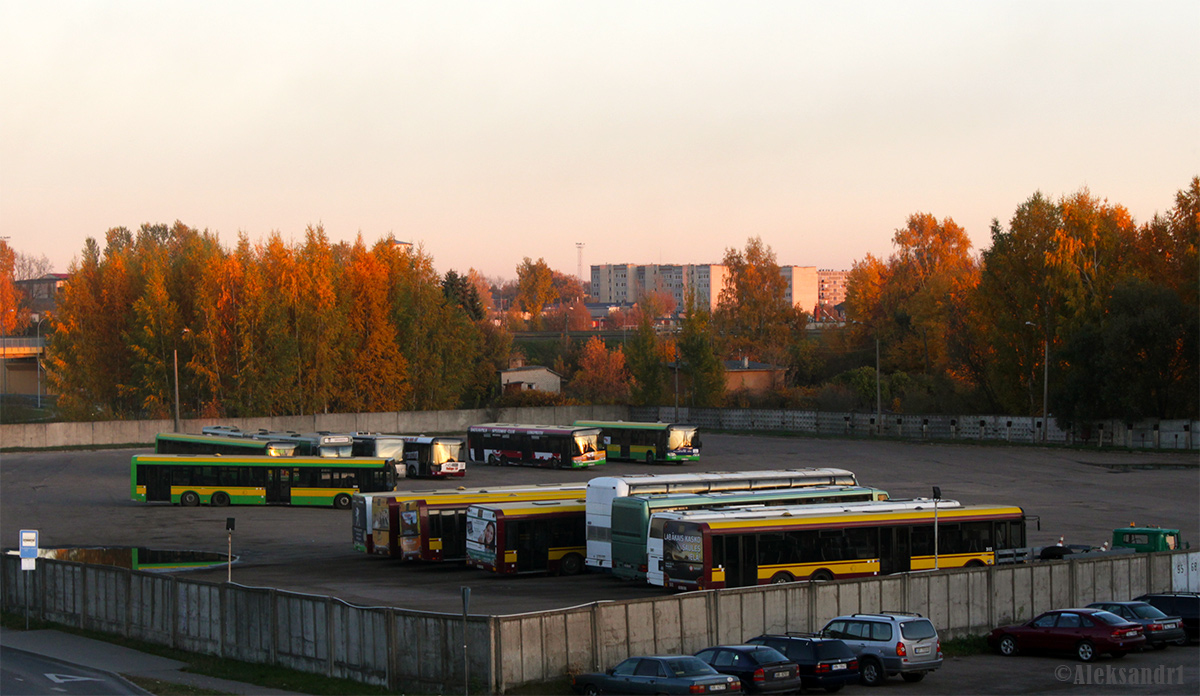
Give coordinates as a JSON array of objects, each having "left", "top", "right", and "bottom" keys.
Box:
[{"left": 576, "top": 242, "right": 585, "bottom": 286}]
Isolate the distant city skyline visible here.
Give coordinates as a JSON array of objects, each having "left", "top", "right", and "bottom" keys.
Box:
[{"left": 2, "top": 2, "right": 1196, "bottom": 281}]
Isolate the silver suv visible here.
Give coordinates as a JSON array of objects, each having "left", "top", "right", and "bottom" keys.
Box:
[{"left": 819, "top": 612, "right": 942, "bottom": 686}]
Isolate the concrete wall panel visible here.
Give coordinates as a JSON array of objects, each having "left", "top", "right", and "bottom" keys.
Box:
[
  {"left": 625, "top": 602, "right": 657, "bottom": 658},
  {"left": 1030, "top": 565, "right": 1053, "bottom": 615},
  {"left": 565, "top": 610, "right": 595, "bottom": 673},
  {"left": 596, "top": 603, "right": 629, "bottom": 669},
  {"left": 859, "top": 577, "right": 881, "bottom": 615},
  {"left": 520, "top": 616, "right": 547, "bottom": 683},
  {"left": 946, "top": 573, "right": 968, "bottom": 635},
  {"left": 762, "top": 587, "right": 788, "bottom": 635},
  {"left": 716, "top": 591, "right": 743, "bottom": 644},
  {"left": 738, "top": 590, "right": 765, "bottom": 641},
  {"left": 651, "top": 599, "right": 683, "bottom": 654},
  {"left": 1012, "top": 566, "right": 1033, "bottom": 623},
  {"left": 679, "top": 595, "right": 712, "bottom": 654}
]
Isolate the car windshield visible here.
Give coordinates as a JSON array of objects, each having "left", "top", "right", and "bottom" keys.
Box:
[
  {"left": 1131, "top": 604, "right": 1168, "bottom": 619},
  {"left": 815, "top": 641, "right": 855, "bottom": 660},
  {"left": 900, "top": 620, "right": 937, "bottom": 640},
  {"left": 747, "top": 646, "right": 788, "bottom": 664},
  {"left": 666, "top": 658, "right": 717, "bottom": 677},
  {"left": 1091, "top": 611, "right": 1127, "bottom": 625}
]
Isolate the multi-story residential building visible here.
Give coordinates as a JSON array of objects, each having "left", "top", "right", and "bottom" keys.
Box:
[
  {"left": 780, "top": 266, "right": 819, "bottom": 315},
  {"left": 817, "top": 269, "right": 850, "bottom": 321}
]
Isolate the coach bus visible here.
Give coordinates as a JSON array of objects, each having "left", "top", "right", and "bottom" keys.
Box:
[
  {"left": 131, "top": 454, "right": 396, "bottom": 509},
  {"left": 585, "top": 468, "right": 860, "bottom": 570},
  {"left": 155, "top": 432, "right": 299, "bottom": 457},
  {"left": 391, "top": 483, "right": 589, "bottom": 562},
  {"left": 574, "top": 420, "right": 701, "bottom": 464},
  {"left": 610, "top": 485, "right": 889, "bottom": 582},
  {"left": 466, "top": 499, "right": 587, "bottom": 575},
  {"left": 655, "top": 499, "right": 1026, "bottom": 590},
  {"left": 466, "top": 423, "right": 605, "bottom": 468}
]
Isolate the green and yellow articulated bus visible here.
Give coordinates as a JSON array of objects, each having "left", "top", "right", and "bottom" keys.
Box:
[
  {"left": 131, "top": 454, "right": 396, "bottom": 509},
  {"left": 574, "top": 420, "right": 701, "bottom": 464}
]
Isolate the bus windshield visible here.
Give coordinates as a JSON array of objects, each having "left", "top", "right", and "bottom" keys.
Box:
[
  {"left": 371, "top": 440, "right": 405, "bottom": 460},
  {"left": 320, "top": 443, "right": 354, "bottom": 458},
  {"left": 573, "top": 434, "right": 599, "bottom": 457},
  {"left": 667, "top": 427, "right": 699, "bottom": 451},
  {"left": 432, "top": 441, "right": 464, "bottom": 464}
]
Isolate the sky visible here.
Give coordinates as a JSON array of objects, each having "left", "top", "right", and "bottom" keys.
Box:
[{"left": 2, "top": 1, "right": 1197, "bottom": 282}]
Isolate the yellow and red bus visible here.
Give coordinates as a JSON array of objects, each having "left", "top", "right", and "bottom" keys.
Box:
[
  {"left": 656, "top": 499, "right": 1026, "bottom": 590},
  {"left": 466, "top": 423, "right": 605, "bottom": 468},
  {"left": 466, "top": 499, "right": 587, "bottom": 575},
  {"left": 387, "top": 483, "right": 589, "bottom": 561},
  {"left": 132, "top": 454, "right": 396, "bottom": 509}
]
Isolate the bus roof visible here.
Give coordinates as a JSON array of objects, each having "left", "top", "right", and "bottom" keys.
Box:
[
  {"left": 467, "top": 423, "right": 602, "bottom": 436},
  {"left": 589, "top": 468, "right": 858, "bottom": 491},
  {"left": 132, "top": 454, "right": 390, "bottom": 468},
  {"left": 467, "top": 499, "right": 588, "bottom": 516},
  {"left": 619, "top": 485, "right": 887, "bottom": 508},
  {"left": 658, "top": 501, "right": 1026, "bottom": 531},
  {"left": 156, "top": 432, "right": 294, "bottom": 447},
  {"left": 353, "top": 481, "right": 586, "bottom": 501},
  {"left": 652, "top": 497, "right": 959, "bottom": 523},
  {"left": 573, "top": 420, "right": 696, "bottom": 431}
]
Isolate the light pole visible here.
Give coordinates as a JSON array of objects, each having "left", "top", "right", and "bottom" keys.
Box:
[
  {"left": 35, "top": 315, "right": 48, "bottom": 409},
  {"left": 1025, "top": 321, "right": 1048, "bottom": 441},
  {"left": 173, "top": 327, "right": 190, "bottom": 433}
]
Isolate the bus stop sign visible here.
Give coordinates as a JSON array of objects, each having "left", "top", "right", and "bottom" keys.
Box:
[{"left": 20, "top": 529, "right": 38, "bottom": 571}]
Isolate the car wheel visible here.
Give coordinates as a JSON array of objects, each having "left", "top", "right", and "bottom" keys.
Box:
[
  {"left": 560, "top": 553, "right": 584, "bottom": 576},
  {"left": 1076, "top": 640, "right": 1096, "bottom": 662},
  {"left": 998, "top": 635, "right": 1019, "bottom": 656},
  {"left": 901, "top": 672, "right": 925, "bottom": 683},
  {"left": 859, "top": 658, "right": 885, "bottom": 686},
  {"left": 583, "top": 684, "right": 600, "bottom": 696},
  {"left": 180, "top": 491, "right": 200, "bottom": 507},
  {"left": 333, "top": 493, "right": 352, "bottom": 510},
  {"left": 809, "top": 569, "right": 834, "bottom": 582},
  {"left": 770, "top": 572, "right": 794, "bottom": 584},
  {"left": 210, "top": 491, "right": 230, "bottom": 507}
]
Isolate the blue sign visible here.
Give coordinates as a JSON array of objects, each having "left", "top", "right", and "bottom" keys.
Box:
[{"left": 19, "top": 529, "right": 38, "bottom": 559}]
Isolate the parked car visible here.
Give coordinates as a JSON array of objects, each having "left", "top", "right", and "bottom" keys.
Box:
[
  {"left": 694, "top": 645, "right": 802, "bottom": 695},
  {"left": 988, "top": 608, "right": 1145, "bottom": 662},
  {"left": 1086, "top": 601, "right": 1187, "bottom": 648},
  {"left": 1134, "top": 593, "right": 1199, "bottom": 643},
  {"left": 746, "top": 633, "right": 860, "bottom": 693},
  {"left": 818, "top": 612, "right": 942, "bottom": 686},
  {"left": 570, "top": 655, "right": 742, "bottom": 695}
]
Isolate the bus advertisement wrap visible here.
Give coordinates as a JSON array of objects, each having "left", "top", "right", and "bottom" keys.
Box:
[
  {"left": 465, "top": 508, "right": 498, "bottom": 567},
  {"left": 663, "top": 520, "right": 703, "bottom": 584}
]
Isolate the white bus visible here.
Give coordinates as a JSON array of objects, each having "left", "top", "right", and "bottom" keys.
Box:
[{"left": 585, "top": 468, "right": 859, "bottom": 570}]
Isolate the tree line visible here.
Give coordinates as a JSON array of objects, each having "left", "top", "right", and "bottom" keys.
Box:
[{"left": 4, "top": 178, "right": 1196, "bottom": 425}]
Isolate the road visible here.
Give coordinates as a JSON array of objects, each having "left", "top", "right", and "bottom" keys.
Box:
[{"left": 1, "top": 434, "right": 1196, "bottom": 616}]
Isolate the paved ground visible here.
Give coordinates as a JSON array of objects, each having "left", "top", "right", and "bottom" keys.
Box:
[{"left": 1, "top": 435, "right": 1196, "bottom": 614}]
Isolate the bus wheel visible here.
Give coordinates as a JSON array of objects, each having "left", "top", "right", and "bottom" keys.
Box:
[
  {"left": 498, "top": 455, "right": 508, "bottom": 466},
  {"left": 809, "top": 570, "right": 834, "bottom": 582},
  {"left": 407, "top": 466, "right": 417, "bottom": 478},
  {"left": 487, "top": 454, "right": 498, "bottom": 465},
  {"left": 210, "top": 491, "right": 230, "bottom": 507},
  {"left": 965, "top": 559, "right": 986, "bottom": 568},
  {"left": 180, "top": 491, "right": 200, "bottom": 507},
  {"left": 560, "top": 553, "right": 584, "bottom": 576},
  {"left": 645, "top": 451, "right": 655, "bottom": 464},
  {"left": 333, "top": 493, "right": 352, "bottom": 510},
  {"left": 770, "top": 572, "right": 794, "bottom": 584}
]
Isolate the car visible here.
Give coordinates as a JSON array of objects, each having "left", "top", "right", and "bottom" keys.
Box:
[
  {"left": 818, "top": 611, "right": 942, "bottom": 686},
  {"left": 694, "top": 644, "right": 803, "bottom": 695},
  {"left": 746, "top": 633, "right": 860, "bottom": 693},
  {"left": 1086, "top": 601, "right": 1187, "bottom": 648},
  {"left": 987, "top": 608, "right": 1145, "bottom": 662},
  {"left": 1133, "top": 593, "right": 1199, "bottom": 643},
  {"left": 570, "top": 655, "right": 743, "bottom": 695}
]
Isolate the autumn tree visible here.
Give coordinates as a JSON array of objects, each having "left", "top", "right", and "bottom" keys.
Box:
[
  {"left": 567, "top": 337, "right": 630, "bottom": 404},
  {"left": 714, "top": 237, "right": 803, "bottom": 366},
  {"left": 443, "top": 270, "right": 485, "bottom": 321},
  {"left": 337, "top": 238, "right": 410, "bottom": 411},
  {"left": 0, "top": 240, "right": 29, "bottom": 336},
  {"left": 676, "top": 297, "right": 725, "bottom": 407},
  {"left": 516, "top": 257, "right": 555, "bottom": 326},
  {"left": 625, "top": 313, "right": 669, "bottom": 406}
]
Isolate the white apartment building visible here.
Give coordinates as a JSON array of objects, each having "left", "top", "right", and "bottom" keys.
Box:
[{"left": 591, "top": 263, "right": 837, "bottom": 315}]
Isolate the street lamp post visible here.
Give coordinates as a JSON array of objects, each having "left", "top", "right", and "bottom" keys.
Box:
[{"left": 35, "top": 316, "right": 48, "bottom": 409}]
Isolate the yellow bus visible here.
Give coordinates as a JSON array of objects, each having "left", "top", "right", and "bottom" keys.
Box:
[
  {"left": 655, "top": 499, "right": 1026, "bottom": 590},
  {"left": 466, "top": 499, "right": 587, "bottom": 575}
]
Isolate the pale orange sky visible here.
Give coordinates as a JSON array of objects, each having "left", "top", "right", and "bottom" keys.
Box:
[{"left": 2, "top": 1, "right": 1197, "bottom": 281}]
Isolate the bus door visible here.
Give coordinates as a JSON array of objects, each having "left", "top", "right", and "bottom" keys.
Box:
[
  {"left": 145, "top": 466, "right": 171, "bottom": 502},
  {"left": 266, "top": 467, "right": 292, "bottom": 504},
  {"left": 724, "top": 533, "right": 758, "bottom": 588},
  {"left": 618, "top": 430, "right": 630, "bottom": 460},
  {"left": 439, "top": 510, "right": 468, "bottom": 560},
  {"left": 518, "top": 521, "right": 550, "bottom": 573},
  {"left": 879, "top": 527, "right": 910, "bottom": 575}
]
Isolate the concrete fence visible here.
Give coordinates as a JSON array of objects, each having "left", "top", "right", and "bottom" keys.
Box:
[
  {"left": 634, "top": 406, "right": 1199, "bottom": 451},
  {"left": 4, "top": 551, "right": 1196, "bottom": 693}
]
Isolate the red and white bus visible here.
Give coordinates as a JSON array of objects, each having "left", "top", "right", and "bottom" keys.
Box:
[
  {"left": 466, "top": 423, "right": 605, "bottom": 468},
  {"left": 465, "top": 499, "right": 587, "bottom": 575}
]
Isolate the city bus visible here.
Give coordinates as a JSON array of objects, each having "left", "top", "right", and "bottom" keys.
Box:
[
  {"left": 155, "top": 432, "right": 299, "bottom": 457},
  {"left": 395, "top": 435, "right": 466, "bottom": 478},
  {"left": 201, "top": 426, "right": 356, "bottom": 458},
  {"left": 131, "top": 454, "right": 397, "bottom": 509},
  {"left": 609, "top": 485, "right": 889, "bottom": 582},
  {"left": 465, "top": 499, "right": 587, "bottom": 575},
  {"left": 466, "top": 423, "right": 605, "bottom": 468},
  {"left": 574, "top": 420, "right": 701, "bottom": 464},
  {"left": 391, "top": 483, "right": 590, "bottom": 562},
  {"left": 655, "top": 499, "right": 1026, "bottom": 590},
  {"left": 586, "top": 468, "right": 860, "bottom": 570}
]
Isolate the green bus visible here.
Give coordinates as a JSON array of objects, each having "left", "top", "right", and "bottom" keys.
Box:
[
  {"left": 155, "top": 432, "right": 299, "bottom": 457},
  {"left": 574, "top": 420, "right": 701, "bottom": 464},
  {"left": 131, "top": 454, "right": 396, "bottom": 509},
  {"left": 612, "top": 485, "right": 889, "bottom": 582}
]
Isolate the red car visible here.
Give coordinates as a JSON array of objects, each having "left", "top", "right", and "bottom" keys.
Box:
[{"left": 988, "top": 608, "right": 1145, "bottom": 662}]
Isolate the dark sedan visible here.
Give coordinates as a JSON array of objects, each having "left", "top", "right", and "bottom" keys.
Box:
[
  {"left": 1087, "top": 601, "right": 1187, "bottom": 648},
  {"left": 988, "top": 608, "right": 1145, "bottom": 662},
  {"left": 746, "top": 634, "right": 860, "bottom": 693},
  {"left": 694, "top": 645, "right": 803, "bottom": 695},
  {"left": 571, "top": 655, "right": 743, "bottom": 695}
]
